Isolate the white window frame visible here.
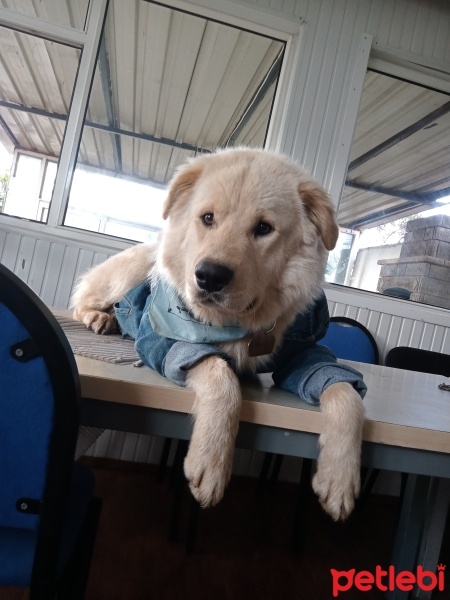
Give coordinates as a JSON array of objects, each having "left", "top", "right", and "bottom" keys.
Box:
[
  {"left": 0, "top": 0, "right": 301, "bottom": 251},
  {"left": 325, "top": 42, "right": 450, "bottom": 318}
]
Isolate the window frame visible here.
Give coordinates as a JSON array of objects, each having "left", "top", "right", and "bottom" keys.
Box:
[
  {"left": 327, "top": 47, "right": 450, "bottom": 310},
  {"left": 0, "top": 0, "right": 299, "bottom": 251}
]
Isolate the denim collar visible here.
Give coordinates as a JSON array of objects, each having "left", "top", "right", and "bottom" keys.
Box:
[{"left": 148, "top": 278, "right": 249, "bottom": 344}]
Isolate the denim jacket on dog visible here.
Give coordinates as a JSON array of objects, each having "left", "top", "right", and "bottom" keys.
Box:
[{"left": 114, "top": 281, "right": 366, "bottom": 405}]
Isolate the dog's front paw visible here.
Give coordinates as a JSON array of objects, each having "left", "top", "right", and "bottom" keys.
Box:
[
  {"left": 184, "top": 355, "right": 241, "bottom": 507},
  {"left": 312, "top": 442, "right": 360, "bottom": 521},
  {"left": 184, "top": 440, "right": 233, "bottom": 508},
  {"left": 183, "top": 444, "right": 232, "bottom": 508},
  {"left": 313, "top": 382, "right": 365, "bottom": 521},
  {"left": 80, "top": 310, "right": 118, "bottom": 335}
]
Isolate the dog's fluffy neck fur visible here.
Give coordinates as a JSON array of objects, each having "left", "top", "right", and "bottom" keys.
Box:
[{"left": 152, "top": 242, "right": 327, "bottom": 374}]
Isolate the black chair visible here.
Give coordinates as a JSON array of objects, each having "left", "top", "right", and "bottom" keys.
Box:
[
  {"left": 385, "top": 346, "right": 449, "bottom": 377},
  {"left": 0, "top": 264, "right": 101, "bottom": 599}
]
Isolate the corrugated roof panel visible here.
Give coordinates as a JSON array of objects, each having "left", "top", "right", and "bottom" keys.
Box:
[
  {"left": 0, "top": 23, "right": 79, "bottom": 153},
  {"left": 339, "top": 190, "right": 409, "bottom": 229},
  {"left": 340, "top": 70, "right": 450, "bottom": 229},
  {"left": 197, "top": 33, "right": 275, "bottom": 148},
  {"left": 350, "top": 116, "right": 450, "bottom": 187},
  {"left": 233, "top": 79, "right": 276, "bottom": 147},
  {"left": 175, "top": 21, "right": 243, "bottom": 147},
  {"left": 2, "top": 109, "right": 65, "bottom": 156},
  {"left": 78, "top": 128, "right": 117, "bottom": 173},
  {"left": 348, "top": 73, "right": 448, "bottom": 163}
]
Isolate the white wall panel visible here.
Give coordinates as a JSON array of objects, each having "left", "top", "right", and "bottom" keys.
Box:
[
  {"left": 0, "top": 225, "right": 120, "bottom": 306},
  {"left": 326, "top": 283, "right": 450, "bottom": 359}
]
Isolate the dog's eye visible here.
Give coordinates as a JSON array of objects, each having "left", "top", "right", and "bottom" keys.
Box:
[
  {"left": 254, "top": 221, "right": 273, "bottom": 237},
  {"left": 201, "top": 213, "right": 214, "bottom": 227}
]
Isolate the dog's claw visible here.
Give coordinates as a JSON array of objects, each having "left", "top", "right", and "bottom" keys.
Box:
[
  {"left": 312, "top": 468, "right": 359, "bottom": 521},
  {"left": 184, "top": 445, "right": 232, "bottom": 508},
  {"left": 83, "top": 310, "right": 118, "bottom": 335}
]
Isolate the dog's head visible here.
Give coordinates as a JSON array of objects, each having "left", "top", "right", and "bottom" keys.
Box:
[{"left": 156, "top": 148, "right": 338, "bottom": 329}]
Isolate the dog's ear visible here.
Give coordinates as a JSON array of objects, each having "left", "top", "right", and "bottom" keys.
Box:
[
  {"left": 162, "top": 162, "right": 203, "bottom": 220},
  {"left": 298, "top": 181, "right": 339, "bottom": 251}
]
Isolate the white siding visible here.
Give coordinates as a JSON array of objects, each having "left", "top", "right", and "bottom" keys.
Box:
[
  {"left": 0, "top": 226, "right": 117, "bottom": 307},
  {"left": 2, "top": 224, "right": 449, "bottom": 475}
]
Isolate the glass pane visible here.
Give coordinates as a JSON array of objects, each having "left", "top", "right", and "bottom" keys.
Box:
[
  {"left": 0, "top": 143, "right": 12, "bottom": 214},
  {"left": 4, "top": 153, "right": 41, "bottom": 219},
  {"left": 65, "top": 0, "right": 285, "bottom": 241},
  {"left": 0, "top": 0, "right": 90, "bottom": 31},
  {"left": 41, "top": 160, "right": 57, "bottom": 202},
  {"left": 0, "top": 26, "right": 80, "bottom": 221},
  {"left": 330, "top": 70, "right": 450, "bottom": 309},
  {"left": 66, "top": 152, "right": 165, "bottom": 243}
]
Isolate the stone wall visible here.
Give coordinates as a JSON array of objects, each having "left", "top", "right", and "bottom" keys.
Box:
[{"left": 377, "top": 215, "right": 450, "bottom": 309}]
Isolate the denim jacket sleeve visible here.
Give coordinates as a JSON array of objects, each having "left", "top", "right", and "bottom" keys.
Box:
[
  {"left": 115, "top": 284, "right": 367, "bottom": 400},
  {"left": 114, "top": 282, "right": 231, "bottom": 387},
  {"left": 267, "top": 293, "right": 367, "bottom": 405}
]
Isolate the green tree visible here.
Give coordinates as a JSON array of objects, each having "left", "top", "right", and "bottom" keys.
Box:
[{"left": 375, "top": 214, "right": 419, "bottom": 244}]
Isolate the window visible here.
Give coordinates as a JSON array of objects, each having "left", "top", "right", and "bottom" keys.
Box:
[
  {"left": 0, "top": 0, "right": 285, "bottom": 243},
  {"left": 64, "top": 0, "right": 285, "bottom": 241},
  {"left": 0, "top": 25, "right": 80, "bottom": 221},
  {"left": 3, "top": 152, "right": 57, "bottom": 222},
  {"left": 329, "top": 70, "right": 450, "bottom": 310}
]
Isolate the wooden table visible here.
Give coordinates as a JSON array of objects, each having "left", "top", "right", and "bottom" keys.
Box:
[{"left": 77, "top": 355, "right": 450, "bottom": 599}]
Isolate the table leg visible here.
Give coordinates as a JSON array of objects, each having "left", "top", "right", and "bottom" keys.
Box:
[
  {"left": 387, "top": 474, "right": 430, "bottom": 600},
  {"left": 412, "top": 477, "right": 450, "bottom": 600}
]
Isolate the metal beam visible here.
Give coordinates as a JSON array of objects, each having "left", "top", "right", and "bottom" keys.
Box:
[
  {"left": 346, "top": 201, "right": 423, "bottom": 229},
  {"left": 0, "top": 99, "right": 210, "bottom": 156},
  {"left": 347, "top": 100, "right": 450, "bottom": 173},
  {"left": 0, "top": 5, "right": 86, "bottom": 48},
  {"left": 345, "top": 179, "right": 450, "bottom": 205},
  {"left": 47, "top": 0, "right": 109, "bottom": 228},
  {"left": 89, "top": 123, "right": 210, "bottom": 155},
  {"left": 98, "top": 35, "right": 122, "bottom": 172},
  {"left": 0, "top": 114, "right": 20, "bottom": 148}
]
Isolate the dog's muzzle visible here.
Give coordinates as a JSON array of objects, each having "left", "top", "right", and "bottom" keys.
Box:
[{"left": 195, "top": 260, "right": 234, "bottom": 293}]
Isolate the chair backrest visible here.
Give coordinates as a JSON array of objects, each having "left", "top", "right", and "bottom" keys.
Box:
[
  {"left": 0, "top": 264, "right": 81, "bottom": 592},
  {"left": 381, "top": 287, "right": 411, "bottom": 300},
  {"left": 385, "top": 346, "right": 450, "bottom": 377},
  {"left": 321, "top": 316, "right": 379, "bottom": 364}
]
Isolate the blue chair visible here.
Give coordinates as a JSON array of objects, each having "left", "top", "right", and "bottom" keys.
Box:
[
  {"left": 0, "top": 264, "right": 100, "bottom": 599},
  {"left": 320, "top": 316, "right": 379, "bottom": 364}
]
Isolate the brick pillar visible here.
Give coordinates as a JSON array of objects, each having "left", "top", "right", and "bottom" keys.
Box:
[{"left": 377, "top": 215, "right": 450, "bottom": 308}]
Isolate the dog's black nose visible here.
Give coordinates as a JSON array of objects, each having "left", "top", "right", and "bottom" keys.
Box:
[{"left": 195, "top": 261, "right": 234, "bottom": 293}]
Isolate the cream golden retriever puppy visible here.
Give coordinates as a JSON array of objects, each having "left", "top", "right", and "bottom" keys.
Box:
[{"left": 72, "top": 148, "right": 365, "bottom": 521}]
